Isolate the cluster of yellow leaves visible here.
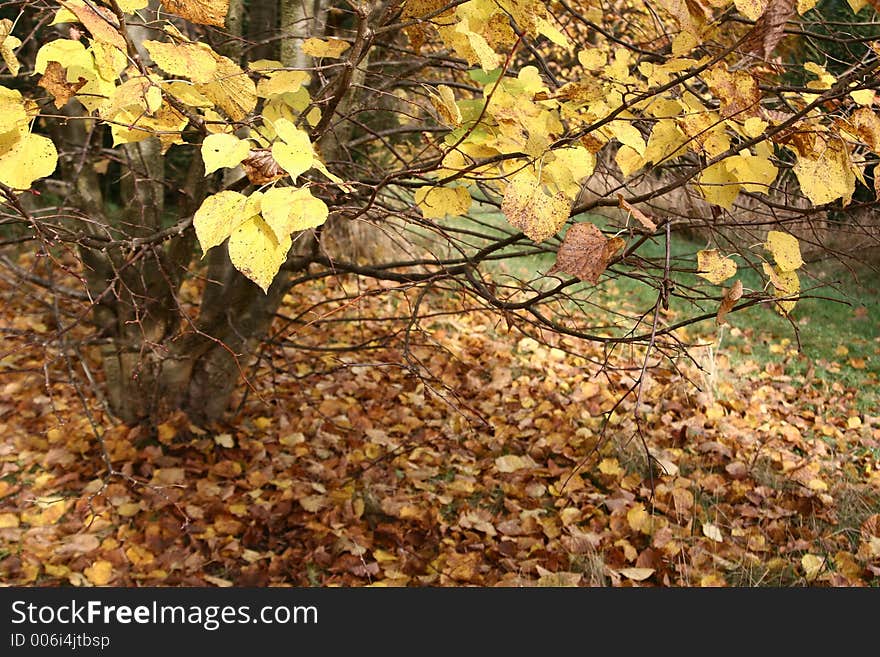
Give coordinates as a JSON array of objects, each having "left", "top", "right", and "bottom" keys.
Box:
[
  {"left": 194, "top": 185, "right": 328, "bottom": 292},
  {"left": 408, "top": 0, "right": 878, "bottom": 256}
]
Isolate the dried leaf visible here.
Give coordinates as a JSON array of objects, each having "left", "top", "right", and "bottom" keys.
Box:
[
  {"left": 716, "top": 279, "right": 744, "bottom": 325},
  {"left": 618, "top": 195, "right": 657, "bottom": 232},
  {"left": 161, "top": 0, "right": 229, "bottom": 27},
  {"left": 549, "top": 223, "right": 624, "bottom": 284},
  {"left": 38, "top": 61, "right": 87, "bottom": 109}
]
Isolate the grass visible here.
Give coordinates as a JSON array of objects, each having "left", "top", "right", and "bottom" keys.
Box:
[{"left": 447, "top": 207, "right": 879, "bottom": 410}]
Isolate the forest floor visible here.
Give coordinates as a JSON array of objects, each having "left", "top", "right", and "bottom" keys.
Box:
[{"left": 1, "top": 249, "right": 879, "bottom": 587}]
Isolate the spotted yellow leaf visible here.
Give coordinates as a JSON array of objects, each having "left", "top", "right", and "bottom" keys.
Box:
[
  {"left": 0, "top": 132, "right": 58, "bottom": 190},
  {"left": 735, "top": 0, "right": 770, "bottom": 21},
  {"left": 792, "top": 140, "right": 855, "bottom": 205},
  {"left": 201, "top": 133, "right": 250, "bottom": 175},
  {"left": 502, "top": 173, "right": 571, "bottom": 242},
  {"left": 697, "top": 249, "right": 737, "bottom": 285}
]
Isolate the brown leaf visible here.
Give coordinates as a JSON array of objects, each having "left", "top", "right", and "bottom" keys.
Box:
[
  {"left": 38, "top": 61, "right": 87, "bottom": 109},
  {"left": 549, "top": 223, "right": 625, "bottom": 284},
  {"left": 740, "top": 0, "right": 795, "bottom": 60},
  {"left": 716, "top": 278, "right": 743, "bottom": 325},
  {"left": 618, "top": 195, "right": 657, "bottom": 232},
  {"left": 241, "top": 149, "right": 285, "bottom": 185}
]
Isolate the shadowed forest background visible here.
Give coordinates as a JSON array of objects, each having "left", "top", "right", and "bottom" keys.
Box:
[{"left": 0, "top": 0, "right": 878, "bottom": 586}]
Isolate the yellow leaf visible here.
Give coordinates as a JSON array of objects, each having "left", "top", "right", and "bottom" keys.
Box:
[
  {"left": 163, "top": 81, "right": 213, "bottom": 108},
  {"left": 144, "top": 40, "right": 218, "bottom": 83},
  {"left": 227, "top": 215, "right": 292, "bottom": 293},
  {"left": 100, "top": 75, "right": 163, "bottom": 120},
  {"left": 734, "top": 0, "right": 770, "bottom": 21},
  {"left": 260, "top": 186, "right": 329, "bottom": 237},
  {"left": 415, "top": 186, "right": 472, "bottom": 219},
  {"left": 35, "top": 38, "right": 95, "bottom": 76},
  {"left": 801, "top": 554, "right": 824, "bottom": 581},
  {"left": 598, "top": 458, "right": 623, "bottom": 476},
  {"left": 0, "top": 512, "right": 19, "bottom": 528},
  {"left": 502, "top": 173, "right": 571, "bottom": 242},
  {"left": 847, "top": 416, "right": 862, "bottom": 429},
  {"left": 195, "top": 54, "right": 257, "bottom": 121},
  {"left": 544, "top": 147, "right": 596, "bottom": 198},
  {"left": 762, "top": 262, "right": 800, "bottom": 313},
  {"left": 849, "top": 89, "right": 875, "bottom": 106},
  {"left": 201, "top": 133, "right": 250, "bottom": 175},
  {"left": 627, "top": 504, "right": 650, "bottom": 532},
  {"left": 615, "top": 145, "right": 644, "bottom": 178},
  {"left": 51, "top": 7, "right": 79, "bottom": 24},
  {"left": 725, "top": 154, "right": 778, "bottom": 193},
  {"left": 765, "top": 230, "right": 803, "bottom": 272},
  {"left": 161, "top": 0, "right": 229, "bottom": 27},
  {"left": 256, "top": 70, "right": 310, "bottom": 98},
  {"left": 797, "top": 0, "right": 819, "bottom": 13},
  {"left": 193, "top": 191, "right": 249, "bottom": 253},
  {"left": 702, "top": 522, "right": 724, "bottom": 543},
  {"left": 697, "top": 249, "right": 737, "bottom": 285},
  {"left": 0, "top": 132, "right": 58, "bottom": 190},
  {"left": 792, "top": 139, "right": 855, "bottom": 205},
  {"left": 743, "top": 117, "right": 767, "bottom": 138},
  {"left": 0, "top": 85, "right": 27, "bottom": 136},
  {"left": 118, "top": 0, "right": 149, "bottom": 11},
  {"left": 271, "top": 119, "right": 314, "bottom": 180},
  {"left": 643, "top": 119, "right": 688, "bottom": 165},
  {"left": 301, "top": 37, "right": 350, "bottom": 59},
  {"left": 848, "top": 0, "right": 869, "bottom": 12},
  {"left": 608, "top": 121, "right": 646, "bottom": 155},
  {"left": 125, "top": 544, "right": 155, "bottom": 566},
  {"left": 110, "top": 104, "right": 187, "bottom": 150},
  {"left": 84, "top": 560, "right": 115, "bottom": 586},
  {"left": 578, "top": 48, "right": 606, "bottom": 70},
  {"left": 697, "top": 160, "right": 740, "bottom": 209}
]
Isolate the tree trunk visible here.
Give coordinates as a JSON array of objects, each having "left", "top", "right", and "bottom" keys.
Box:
[{"left": 72, "top": 1, "right": 399, "bottom": 425}]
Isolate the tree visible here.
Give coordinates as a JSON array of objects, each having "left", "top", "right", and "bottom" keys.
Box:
[{"left": 0, "top": 0, "right": 878, "bottom": 428}]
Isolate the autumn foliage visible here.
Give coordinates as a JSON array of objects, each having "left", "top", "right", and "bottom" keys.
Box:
[{"left": 0, "top": 0, "right": 879, "bottom": 586}]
